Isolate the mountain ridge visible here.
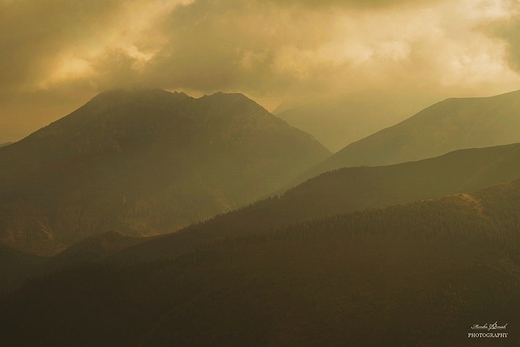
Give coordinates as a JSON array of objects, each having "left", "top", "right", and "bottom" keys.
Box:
[
  {"left": 274, "top": 93, "right": 434, "bottom": 152},
  {"left": 303, "top": 89, "right": 520, "bottom": 180},
  {"left": 113, "top": 141, "right": 520, "bottom": 262},
  {"left": 3, "top": 177, "right": 520, "bottom": 346},
  {"left": 0, "top": 89, "right": 330, "bottom": 256}
]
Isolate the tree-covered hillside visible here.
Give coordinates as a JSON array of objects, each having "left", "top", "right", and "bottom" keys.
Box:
[{"left": 2, "top": 179, "right": 520, "bottom": 346}]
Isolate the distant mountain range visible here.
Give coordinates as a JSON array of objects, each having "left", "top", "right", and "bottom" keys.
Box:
[
  {"left": 305, "top": 89, "right": 520, "bottom": 179},
  {"left": 0, "top": 89, "right": 330, "bottom": 256},
  {"left": 275, "top": 93, "right": 430, "bottom": 152}
]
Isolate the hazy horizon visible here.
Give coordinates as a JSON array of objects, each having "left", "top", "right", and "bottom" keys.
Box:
[{"left": 1, "top": 0, "right": 520, "bottom": 143}]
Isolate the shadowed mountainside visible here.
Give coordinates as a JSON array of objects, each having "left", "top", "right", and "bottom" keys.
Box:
[
  {"left": 114, "top": 141, "right": 520, "bottom": 262},
  {"left": 2, "top": 179, "right": 520, "bottom": 346},
  {"left": 0, "top": 231, "right": 156, "bottom": 294},
  {"left": 50, "top": 230, "right": 152, "bottom": 265},
  {"left": 0, "top": 89, "right": 330, "bottom": 256},
  {"left": 0, "top": 245, "right": 48, "bottom": 295},
  {"left": 10, "top": 141, "right": 520, "bottom": 286}
]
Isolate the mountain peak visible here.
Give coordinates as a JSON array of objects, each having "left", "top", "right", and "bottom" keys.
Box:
[
  {"left": 0, "top": 89, "right": 330, "bottom": 256},
  {"left": 199, "top": 92, "right": 268, "bottom": 114},
  {"left": 207, "top": 91, "right": 247, "bottom": 98},
  {"left": 201, "top": 91, "right": 253, "bottom": 103},
  {"left": 88, "top": 88, "right": 191, "bottom": 105}
]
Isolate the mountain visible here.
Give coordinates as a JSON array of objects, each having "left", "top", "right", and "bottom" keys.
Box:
[
  {"left": 2, "top": 179, "right": 520, "bottom": 346},
  {"left": 306, "top": 89, "right": 520, "bottom": 178},
  {"left": 0, "top": 142, "right": 12, "bottom": 148},
  {"left": 0, "top": 245, "right": 47, "bottom": 295},
  {"left": 0, "top": 89, "right": 330, "bottom": 256},
  {"left": 0, "top": 230, "right": 155, "bottom": 293},
  {"left": 275, "top": 93, "right": 431, "bottom": 152},
  {"left": 115, "top": 141, "right": 520, "bottom": 262},
  {"left": 7, "top": 140, "right": 518, "bottom": 290},
  {"left": 50, "top": 230, "right": 152, "bottom": 265}
]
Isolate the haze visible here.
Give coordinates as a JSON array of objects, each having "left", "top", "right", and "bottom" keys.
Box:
[{"left": 1, "top": 0, "right": 520, "bottom": 144}]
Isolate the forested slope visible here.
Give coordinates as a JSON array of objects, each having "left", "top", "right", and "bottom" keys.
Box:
[{"left": 2, "top": 179, "right": 520, "bottom": 346}]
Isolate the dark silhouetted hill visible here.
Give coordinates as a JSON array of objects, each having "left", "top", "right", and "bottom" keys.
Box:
[
  {"left": 0, "top": 89, "right": 330, "bottom": 256},
  {"left": 0, "top": 245, "right": 47, "bottom": 294},
  {"left": 2, "top": 179, "right": 520, "bottom": 346},
  {"left": 50, "top": 230, "right": 152, "bottom": 265}
]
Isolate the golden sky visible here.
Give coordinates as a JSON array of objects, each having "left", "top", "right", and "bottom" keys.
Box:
[{"left": 1, "top": 0, "right": 520, "bottom": 143}]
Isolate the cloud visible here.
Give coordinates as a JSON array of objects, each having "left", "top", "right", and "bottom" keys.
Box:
[
  {"left": 136, "top": 0, "right": 519, "bottom": 102},
  {"left": 0, "top": 0, "right": 126, "bottom": 92},
  {"left": 1, "top": 0, "right": 519, "bottom": 142},
  {"left": 0, "top": 0, "right": 194, "bottom": 95},
  {"left": 266, "top": 0, "right": 441, "bottom": 10},
  {"left": 486, "top": 1, "right": 520, "bottom": 72},
  {"left": 503, "top": 22, "right": 520, "bottom": 71},
  {"left": 0, "top": 0, "right": 192, "bottom": 141},
  {"left": 2, "top": 0, "right": 518, "bottom": 98}
]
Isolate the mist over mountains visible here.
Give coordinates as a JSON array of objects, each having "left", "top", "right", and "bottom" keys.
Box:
[
  {"left": 5, "top": 131, "right": 520, "bottom": 289},
  {"left": 2, "top": 0, "right": 520, "bottom": 344},
  {"left": 109, "top": 141, "right": 520, "bottom": 263},
  {"left": 305, "top": 89, "right": 520, "bottom": 179},
  {"left": 275, "top": 93, "right": 433, "bottom": 152},
  {"left": 0, "top": 89, "right": 329, "bottom": 256},
  {"left": 2, "top": 87, "right": 520, "bottom": 346}
]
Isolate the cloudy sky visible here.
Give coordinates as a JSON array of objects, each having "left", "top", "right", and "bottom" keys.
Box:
[{"left": 1, "top": 0, "right": 520, "bottom": 143}]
